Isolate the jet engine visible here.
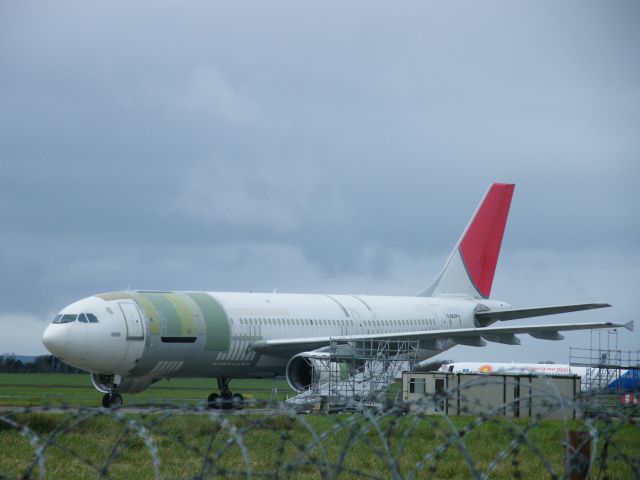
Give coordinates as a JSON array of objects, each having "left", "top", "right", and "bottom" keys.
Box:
[
  {"left": 285, "top": 350, "right": 352, "bottom": 393},
  {"left": 90, "top": 373, "right": 155, "bottom": 394}
]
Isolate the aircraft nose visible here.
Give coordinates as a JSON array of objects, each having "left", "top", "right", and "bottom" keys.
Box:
[{"left": 42, "top": 324, "right": 68, "bottom": 357}]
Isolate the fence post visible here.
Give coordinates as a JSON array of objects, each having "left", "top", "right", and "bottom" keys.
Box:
[{"left": 565, "top": 430, "right": 591, "bottom": 480}]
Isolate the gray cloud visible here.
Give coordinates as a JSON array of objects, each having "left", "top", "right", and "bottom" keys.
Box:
[{"left": 0, "top": 1, "right": 638, "bottom": 356}]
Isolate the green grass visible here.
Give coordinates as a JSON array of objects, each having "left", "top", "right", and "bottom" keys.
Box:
[
  {"left": 0, "top": 373, "right": 292, "bottom": 407},
  {"left": 1, "top": 374, "right": 638, "bottom": 478},
  {"left": 1, "top": 411, "right": 638, "bottom": 479}
]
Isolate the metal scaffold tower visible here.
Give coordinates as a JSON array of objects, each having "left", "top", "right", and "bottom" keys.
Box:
[
  {"left": 570, "top": 329, "right": 640, "bottom": 405},
  {"left": 287, "top": 339, "right": 419, "bottom": 411}
]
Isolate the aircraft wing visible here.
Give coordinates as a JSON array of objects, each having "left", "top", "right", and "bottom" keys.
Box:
[
  {"left": 249, "top": 320, "right": 632, "bottom": 355},
  {"left": 475, "top": 303, "right": 611, "bottom": 323}
]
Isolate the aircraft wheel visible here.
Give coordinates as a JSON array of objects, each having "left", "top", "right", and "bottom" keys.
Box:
[
  {"left": 102, "top": 393, "right": 123, "bottom": 408},
  {"left": 207, "top": 393, "right": 221, "bottom": 409},
  {"left": 232, "top": 393, "right": 245, "bottom": 410},
  {"left": 221, "top": 392, "right": 233, "bottom": 410}
]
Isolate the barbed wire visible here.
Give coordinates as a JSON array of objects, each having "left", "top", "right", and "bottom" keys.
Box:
[{"left": 1, "top": 379, "right": 638, "bottom": 479}]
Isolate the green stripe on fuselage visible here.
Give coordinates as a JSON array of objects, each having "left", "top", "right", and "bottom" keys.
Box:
[
  {"left": 178, "top": 294, "right": 207, "bottom": 335},
  {"left": 187, "top": 292, "right": 230, "bottom": 351},
  {"left": 165, "top": 293, "right": 197, "bottom": 336},
  {"left": 139, "top": 292, "right": 182, "bottom": 337},
  {"left": 133, "top": 294, "right": 162, "bottom": 335},
  {"left": 95, "top": 290, "right": 226, "bottom": 345}
]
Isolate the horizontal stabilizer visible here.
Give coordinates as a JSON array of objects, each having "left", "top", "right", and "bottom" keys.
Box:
[{"left": 475, "top": 303, "right": 611, "bottom": 323}]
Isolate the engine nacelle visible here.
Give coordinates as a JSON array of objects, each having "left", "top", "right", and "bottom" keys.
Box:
[
  {"left": 286, "top": 351, "right": 342, "bottom": 393},
  {"left": 91, "top": 373, "right": 154, "bottom": 394}
]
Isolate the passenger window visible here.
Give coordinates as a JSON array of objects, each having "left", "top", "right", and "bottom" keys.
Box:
[
  {"left": 87, "top": 313, "right": 99, "bottom": 323},
  {"left": 78, "top": 314, "right": 88, "bottom": 323}
]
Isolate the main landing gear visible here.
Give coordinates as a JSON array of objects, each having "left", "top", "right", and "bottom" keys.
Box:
[
  {"left": 102, "top": 393, "right": 123, "bottom": 408},
  {"left": 207, "top": 377, "right": 245, "bottom": 410}
]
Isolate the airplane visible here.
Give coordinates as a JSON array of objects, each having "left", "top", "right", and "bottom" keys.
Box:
[
  {"left": 41, "top": 183, "right": 631, "bottom": 408},
  {"left": 438, "top": 362, "right": 640, "bottom": 391}
]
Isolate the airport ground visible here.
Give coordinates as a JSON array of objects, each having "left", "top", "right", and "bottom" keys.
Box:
[
  {"left": 0, "top": 373, "right": 292, "bottom": 407},
  {"left": 1, "top": 373, "right": 638, "bottom": 479}
]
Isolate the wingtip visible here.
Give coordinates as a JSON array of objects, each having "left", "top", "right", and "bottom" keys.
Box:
[{"left": 624, "top": 320, "right": 634, "bottom": 332}]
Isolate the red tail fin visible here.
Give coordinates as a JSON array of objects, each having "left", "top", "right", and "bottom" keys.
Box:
[
  {"left": 419, "top": 183, "right": 515, "bottom": 298},
  {"left": 460, "top": 183, "right": 514, "bottom": 297}
]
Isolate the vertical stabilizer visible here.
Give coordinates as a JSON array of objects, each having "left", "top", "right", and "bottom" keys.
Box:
[{"left": 418, "top": 183, "right": 515, "bottom": 299}]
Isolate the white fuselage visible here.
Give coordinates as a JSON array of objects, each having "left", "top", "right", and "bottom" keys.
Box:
[
  {"left": 438, "top": 362, "right": 636, "bottom": 391},
  {"left": 439, "top": 362, "right": 582, "bottom": 376},
  {"left": 42, "top": 290, "right": 509, "bottom": 381}
]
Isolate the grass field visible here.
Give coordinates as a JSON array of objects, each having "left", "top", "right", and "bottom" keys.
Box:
[
  {"left": 1, "top": 373, "right": 638, "bottom": 478},
  {"left": 1, "top": 408, "right": 639, "bottom": 479},
  {"left": 0, "top": 373, "right": 292, "bottom": 407}
]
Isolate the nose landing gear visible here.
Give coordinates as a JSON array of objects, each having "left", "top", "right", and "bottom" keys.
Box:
[
  {"left": 102, "top": 393, "right": 123, "bottom": 408},
  {"left": 207, "top": 377, "right": 244, "bottom": 410}
]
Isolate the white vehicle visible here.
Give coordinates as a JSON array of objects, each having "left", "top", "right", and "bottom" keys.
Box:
[{"left": 42, "top": 183, "right": 630, "bottom": 407}]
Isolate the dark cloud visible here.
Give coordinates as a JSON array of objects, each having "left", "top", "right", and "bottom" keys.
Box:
[{"left": 0, "top": 1, "right": 638, "bottom": 355}]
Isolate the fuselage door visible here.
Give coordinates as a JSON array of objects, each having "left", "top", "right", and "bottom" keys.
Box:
[
  {"left": 350, "top": 310, "right": 363, "bottom": 333},
  {"left": 430, "top": 305, "right": 446, "bottom": 328},
  {"left": 119, "top": 302, "right": 144, "bottom": 340}
]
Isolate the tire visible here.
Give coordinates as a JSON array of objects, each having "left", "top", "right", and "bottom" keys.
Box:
[
  {"left": 102, "top": 393, "right": 123, "bottom": 408},
  {"left": 232, "top": 393, "right": 245, "bottom": 410},
  {"left": 207, "top": 393, "right": 221, "bottom": 409},
  {"left": 222, "top": 393, "right": 233, "bottom": 410}
]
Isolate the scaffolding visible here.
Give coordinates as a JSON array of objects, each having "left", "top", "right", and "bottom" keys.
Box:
[
  {"left": 569, "top": 329, "right": 640, "bottom": 407},
  {"left": 287, "top": 339, "right": 419, "bottom": 411}
]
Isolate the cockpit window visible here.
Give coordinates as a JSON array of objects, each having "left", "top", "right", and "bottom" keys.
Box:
[
  {"left": 52, "top": 313, "right": 98, "bottom": 324},
  {"left": 53, "top": 314, "right": 77, "bottom": 324}
]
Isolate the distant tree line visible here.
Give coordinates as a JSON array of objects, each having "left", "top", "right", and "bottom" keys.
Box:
[{"left": 0, "top": 355, "right": 83, "bottom": 374}]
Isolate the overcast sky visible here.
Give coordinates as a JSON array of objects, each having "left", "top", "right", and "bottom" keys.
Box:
[{"left": 1, "top": 1, "right": 638, "bottom": 364}]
